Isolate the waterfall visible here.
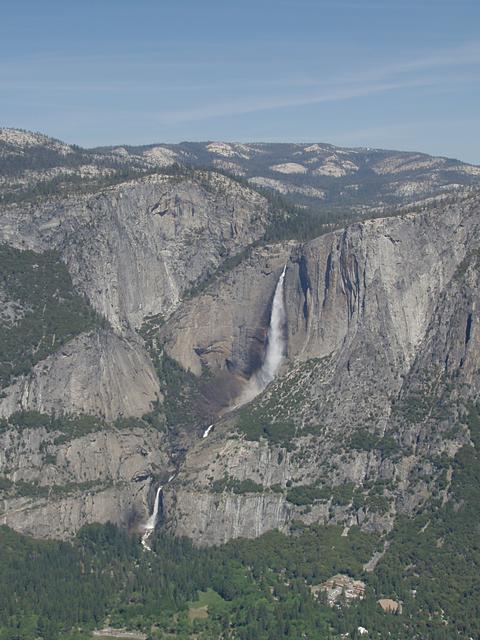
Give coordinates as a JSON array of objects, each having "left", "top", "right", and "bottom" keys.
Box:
[
  {"left": 257, "top": 264, "right": 287, "bottom": 387},
  {"left": 141, "top": 485, "right": 162, "bottom": 550},
  {"left": 145, "top": 485, "right": 162, "bottom": 531},
  {"left": 202, "top": 424, "right": 214, "bottom": 438},
  {"left": 239, "top": 265, "right": 287, "bottom": 403}
]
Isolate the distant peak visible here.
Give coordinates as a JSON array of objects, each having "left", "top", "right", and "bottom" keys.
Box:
[{"left": 0, "top": 128, "right": 73, "bottom": 154}]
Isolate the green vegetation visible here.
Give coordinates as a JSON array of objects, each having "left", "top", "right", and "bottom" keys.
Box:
[
  {"left": 183, "top": 243, "right": 260, "bottom": 300},
  {"left": 392, "top": 367, "right": 455, "bottom": 426},
  {"left": 6, "top": 410, "right": 105, "bottom": 436},
  {"left": 365, "top": 494, "right": 390, "bottom": 515},
  {"left": 365, "top": 401, "right": 480, "bottom": 638},
  {"left": 147, "top": 351, "right": 210, "bottom": 431},
  {"left": 0, "top": 477, "right": 13, "bottom": 491},
  {"left": 234, "top": 379, "right": 304, "bottom": 449},
  {"left": 211, "top": 476, "right": 264, "bottom": 494},
  {"left": 2, "top": 395, "right": 480, "bottom": 640},
  {"left": 187, "top": 588, "right": 227, "bottom": 621},
  {"left": 236, "top": 407, "right": 297, "bottom": 449},
  {"left": 235, "top": 358, "right": 330, "bottom": 449},
  {"left": 0, "top": 522, "right": 380, "bottom": 640},
  {"left": 0, "top": 410, "right": 152, "bottom": 445},
  {"left": 285, "top": 480, "right": 391, "bottom": 513},
  {"left": 0, "top": 245, "right": 104, "bottom": 387},
  {"left": 331, "top": 483, "right": 356, "bottom": 506},
  {"left": 286, "top": 484, "right": 331, "bottom": 506},
  {"left": 261, "top": 189, "right": 345, "bottom": 243},
  {"left": 348, "top": 429, "right": 401, "bottom": 458},
  {"left": 0, "top": 156, "right": 183, "bottom": 205},
  {"left": 0, "top": 410, "right": 123, "bottom": 443},
  {"left": 4, "top": 479, "right": 108, "bottom": 500}
]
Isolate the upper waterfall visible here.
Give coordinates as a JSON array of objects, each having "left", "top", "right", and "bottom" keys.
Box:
[
  {"left": 256, "top": 264, "right": 287, "bottom": 388},
  {"left": 239, "top": 265, "right": 287, "bottom": 403}
]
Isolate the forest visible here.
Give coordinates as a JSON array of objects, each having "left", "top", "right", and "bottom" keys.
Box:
[{"left": 1, "top": 402, "right": 479, "bottom": 640}]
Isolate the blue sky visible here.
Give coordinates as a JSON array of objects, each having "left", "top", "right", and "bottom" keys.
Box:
[{"left": 1, "top": 0, "right": 479, "bottom": 162}]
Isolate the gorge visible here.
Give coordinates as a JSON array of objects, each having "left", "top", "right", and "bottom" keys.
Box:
[{"left": 1, "top": 129, "right": 480, "bottom": 638}]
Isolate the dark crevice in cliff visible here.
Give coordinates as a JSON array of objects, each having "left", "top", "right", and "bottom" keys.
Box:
[
  {"left": 362, "top": 263, "right": 367, "bottom": 314},
  {"left": 465, "top": 312, "right": 473, "bottom": 346},
  {"left": 298, "top": 255, "right": 311, "bottom": 320},
  {"left": 339, "top": 236, "right": 361, "bottom": 322},
  {"left": 322, "top": 251, "right": 333, "bottom": 309}
]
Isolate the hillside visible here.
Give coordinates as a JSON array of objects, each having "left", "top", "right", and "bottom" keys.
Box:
[
  {"left": 0, "top": 130, "right": 480, "bottom": 638},
  {"left": 3, "top": 128, "right": 480, "bottom": 219}
]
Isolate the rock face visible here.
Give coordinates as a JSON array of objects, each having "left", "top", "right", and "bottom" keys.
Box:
[
  {"left": 0, "top": 170, "right": 270, "bottom": 538},
  {"left": 285, "top": 209, "right": 467, "bottom": 365},
  {"left": 1, "top": 134, "right": 480, "bottom": 544},
  {"left": 164, "top": 490, "right": 293, "bottom": 546},
  {"left": 0, "top": 425, "right": 170, "bottom": 538},
  {"left": 160, "top": 194, "right": 480, "bottom": 545},
  {"left": 161, "top": 243, "right": 293, "bottom": 378},
  {"left": 0, "top": 329, "right": 160, "bottom": 421},
  {"left": 0, "top": 173, "right": 270, "bottom": 331}
]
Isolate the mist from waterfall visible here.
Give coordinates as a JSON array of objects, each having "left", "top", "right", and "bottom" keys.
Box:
[{"left": 239, "top": 265, "right": 287, "bottom": 404}]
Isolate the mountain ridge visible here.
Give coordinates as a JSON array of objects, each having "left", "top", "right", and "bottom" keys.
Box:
[
  {"left": 0, "top": 130, "right": 479, "bottom": 549},
  {"left": 2, "top": 127, "right": 480, "bottom": 216}
]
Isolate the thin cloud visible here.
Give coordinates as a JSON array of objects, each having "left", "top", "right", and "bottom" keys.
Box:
[{"left": 154, "top": 78, "right": 438, "bottom": 124}]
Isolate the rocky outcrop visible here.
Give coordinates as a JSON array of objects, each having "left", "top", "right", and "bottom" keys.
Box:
[
  {"left": 160, "top": 195, "right": 480, "bottom": 545},
  {"left": 0, "top": 329, "right": 160, "bottom": 421},
  {"left": 161, "top": 243, "right": 293, "bottom": 378},
  {"left": 1, "top": 146, "right": 479, "bottom": 545},
  {"left": 0, "top": 172, "right": 270, "bottom": 331},
  {"left": 165, "top": 489, "right": 293, "bottom": 545},
  {"left": 0, "top": 425, "right": 170, "bottom": 538},
  {"left": 1, "top": 484, "right": 148, "bottom": 539},
  {"left": 285, "top": 202, "right": 473, "bottom": 366}
]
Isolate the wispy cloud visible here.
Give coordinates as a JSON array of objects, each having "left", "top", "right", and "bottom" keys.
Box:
[
  {"left": 150, "top": 40, "right": 480, "bottom": 123},
  {"left": 277, "top": 41, "right": 480, "bottom": 89},
  {"left": 154, "top": 78, "right": 438, "bottom": 124}
]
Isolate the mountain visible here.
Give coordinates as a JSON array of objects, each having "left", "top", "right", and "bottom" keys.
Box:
[
  {"left": 1, "top": 129, "right": 480, "bottom": 638},
  {"left": 3, "top": 128, "right": 480, "bottom": 217},
  {"left": 160, "top": 192, "right": 480, "bottom": 543}
]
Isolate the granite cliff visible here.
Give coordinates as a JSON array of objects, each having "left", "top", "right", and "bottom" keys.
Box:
[
  {"left": 160, "top": 194, "right": 480, "bottom": 544},
  {"left": 1, "top": 130, "right": 479, "bottom": 544}
]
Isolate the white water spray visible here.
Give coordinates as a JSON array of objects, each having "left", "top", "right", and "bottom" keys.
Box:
[
  {"left": 240, "top": 265, "right": 287, "bottom": 403},
  {"left": 141, "top": 485, "right": 162, "bottom": 550},
  {"left": 202, "top": 424, "right": 214, "bottom": 438},
  {"left": 257, "top": 264, "right": 287, "bottom": 387}
]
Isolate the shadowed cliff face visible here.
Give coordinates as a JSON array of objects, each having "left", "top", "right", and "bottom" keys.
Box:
[
  {"left": 158, "top": 244, "right": 294, "bottom": 405},
  {"left": 285, "top": 207, "right": 470, "bottom": 366},
  {"left": 0, "top": 425, "right": 171, "bottom": 539}
]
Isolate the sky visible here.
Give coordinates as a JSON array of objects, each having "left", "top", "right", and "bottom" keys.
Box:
[{"left": 1, "top": 0, "right": 479, "bottom": 163}]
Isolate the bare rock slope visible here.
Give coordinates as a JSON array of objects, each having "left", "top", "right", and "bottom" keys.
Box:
[
  {"left": 0, "top": 169, "right": 270, "bottom": 538},
  {"left": 160, "top": 193, "right": 480, "bottom": 544},
  {"left": 0, "top": 329, "right": 160, "bottom": 421},
  {"left": 1, "top": 137, "right": 479, "bottom": 543}
]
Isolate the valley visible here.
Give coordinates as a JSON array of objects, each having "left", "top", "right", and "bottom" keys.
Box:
[{"left": 1, "top": 128, "right": 480, "bottom": 639}]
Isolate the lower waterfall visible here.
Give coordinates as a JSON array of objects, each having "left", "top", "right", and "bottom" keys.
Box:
[{"left": 141, "top": 485, "right": 162, "bottom": 550}]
